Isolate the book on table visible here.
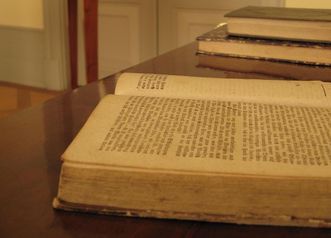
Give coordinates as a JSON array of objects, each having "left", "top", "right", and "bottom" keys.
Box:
[
  {"left": 54, "top": 72, "right": 331, "bottom": 228},
  {"left": 197, "top": 23, "right": 331, "bottom": 66},
  {"left": 197, "top": 53, "right": 331, "bottom": 82},
  {"left": 225, "top": 6, "right": 331, "bottom": 43}
]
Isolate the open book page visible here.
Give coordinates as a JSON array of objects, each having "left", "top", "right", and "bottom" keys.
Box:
[
  {"left": 115, "top": 73, "right": 331, "bottom": 107},
  {"left": 63, "top": 95, "right": 331, "bottom": 178}
]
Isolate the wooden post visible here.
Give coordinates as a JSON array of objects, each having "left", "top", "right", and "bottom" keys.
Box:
[
  {"left": 68, "top": 0, "right": 78, "bottom": 89},
  {"left": 84, "top": 0, "right": 98, "bottom": 83}
]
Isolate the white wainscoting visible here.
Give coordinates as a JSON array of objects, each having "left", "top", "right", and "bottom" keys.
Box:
[{"left": 0, "top": 27, "right": 45, "bottom": 87}]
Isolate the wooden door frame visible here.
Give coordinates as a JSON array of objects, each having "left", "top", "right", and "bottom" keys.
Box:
[{"left": 43, "top": 0, "right": 70, "bottom": 90}]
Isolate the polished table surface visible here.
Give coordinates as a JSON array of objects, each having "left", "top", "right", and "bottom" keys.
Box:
[{"left": 1, "top": 43, "right": 331, "bottom": 237}]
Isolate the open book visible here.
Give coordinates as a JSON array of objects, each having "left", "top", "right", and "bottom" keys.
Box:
[{"left": 54, "top": 73, "right": 331, "bottom": 228}]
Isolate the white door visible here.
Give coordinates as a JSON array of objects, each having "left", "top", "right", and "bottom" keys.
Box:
[
  {"left": 158, "top": 0, "right": 285, "bottom": 54},
  {"left": 0, "top": 0, "right": 69, "bottom": 90}
]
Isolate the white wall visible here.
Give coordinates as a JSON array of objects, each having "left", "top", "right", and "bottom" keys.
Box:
[
  {"left": 0, "top": 0, "right": 68, "bottom": 90},
  {"left": 286, "top": 0, "right": 331, "bottom": 8},
  {"left": 0, "top": 0, "right": 44, "bottom": 29}
]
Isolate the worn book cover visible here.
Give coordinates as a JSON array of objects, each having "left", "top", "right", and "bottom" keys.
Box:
[
  {"left": 197, "top": 53, "right": 331, "bottom": 82},
  {"left": 197, "top": 24, "right": 331, "bottom": 66},
  {"left": 225, "top": 6, "right": 331, "bottom": 22},
  {"left": 224, "top": 6, "right": 331, "bottom": 43}
]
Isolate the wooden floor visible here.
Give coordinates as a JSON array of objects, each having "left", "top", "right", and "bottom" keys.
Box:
[{"left": 0, "top": 82, "right": 63, "bottom": 119}]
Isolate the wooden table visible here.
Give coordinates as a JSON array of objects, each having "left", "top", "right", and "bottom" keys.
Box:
[{"left": 1, "top": 43, "right": 331, "bottom": 237}]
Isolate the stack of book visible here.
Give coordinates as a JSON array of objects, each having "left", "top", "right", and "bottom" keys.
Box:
[
  {"left": 53, "top": 7, "right": 331, "bottom": 229},
  {"left": 197, "top": 6, "right": 331, "bottom": 71}
]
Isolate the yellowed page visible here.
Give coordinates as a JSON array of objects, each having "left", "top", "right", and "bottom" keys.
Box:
[
  {"left": 115, "top": 73, "right": 331, "bottom": 107},
  {"left": 63, "top": 95, "right": 331, "bottom": 178}
]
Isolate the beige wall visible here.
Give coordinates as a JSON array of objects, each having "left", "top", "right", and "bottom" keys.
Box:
[
  {"left": 286, "top": 0, "right": 331, "bottom": 8},
  {"left": 0, "top": 0, "right": 43, "bottom": 29},
  {"left": 0, "top": 0, "right": 329, "bottom": 29}
]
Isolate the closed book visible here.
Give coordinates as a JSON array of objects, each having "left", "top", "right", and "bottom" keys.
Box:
[
  {"left": 197, "top": 53, "right": 331, "bottom": 82},
  {"left": 197, "top": 23, "right": 331, "bottom": 66},
  {"left": 225, "top": 6, "right": 331, "bottom": 43}
]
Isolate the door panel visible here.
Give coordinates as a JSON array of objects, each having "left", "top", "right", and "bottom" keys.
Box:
[{"left": 98, "top": 2, "right": 140, "bottom": 78}]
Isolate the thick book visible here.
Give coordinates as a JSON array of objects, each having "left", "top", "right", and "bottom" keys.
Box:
[
  {"left": 197, "top": 23, "right": 331, "bottom": 66},
  {"left": 54, "top": 73, "right": 331, "bottom": 228},
  {"left": 197, "top": 53, "right": 331, "bottom": 82},
  {"left": 225, "top": 6, "right": 331, "bottom": 43}
]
